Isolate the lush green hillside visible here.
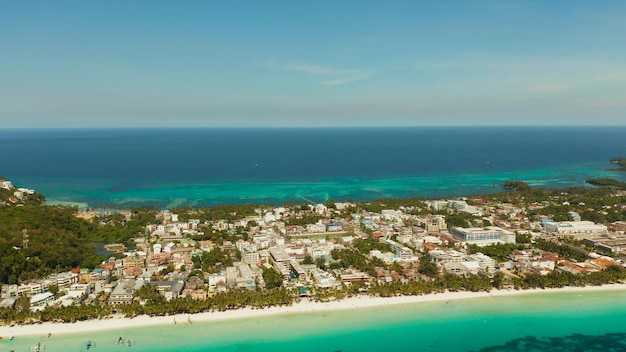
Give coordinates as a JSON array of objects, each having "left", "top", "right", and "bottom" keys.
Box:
[{"left": 0, "top": 205, "right": 102, "bottom": 283}]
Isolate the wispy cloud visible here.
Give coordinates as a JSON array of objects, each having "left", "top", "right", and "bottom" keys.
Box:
[
  {"left": 283, "top": 63, "right": 343, "bottom": 75},
  {"left": 273, "top": 61, "right": 375, "bottom": 86},
  {"left": 321, "top": 75, "right": 371, "bottom": 86}
]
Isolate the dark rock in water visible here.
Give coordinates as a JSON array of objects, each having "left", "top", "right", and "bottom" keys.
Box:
[{"left": 472, "top": 332, "right": 626, "bottom": 352}]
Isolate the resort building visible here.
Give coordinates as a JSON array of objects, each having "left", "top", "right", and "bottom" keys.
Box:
[
  {"left": 450, "top": 227, "right": 516, "bottom": 246},
  {"left": 108, "top": 279, "right": 144, "bottom": 305},
  {"left": 311, "top": 268, "right": 341, "bottom": 288},
  {"left": 149, "top": 281, "right": 185, "bottom": 300},
  {"left": 30, "top": 292, "right": 54, "bottom": 309},
  {"left": 428, "top": 249, "right": 465, "bottom": 264},
  {"left": 466, "top": 253, "right": 497, "bottom": 275},
  {"left": 543, "top": 221, "right": 608, "bottom": 238},
  {"left": 381, "top": 239, "right": 413, "bottom": 260},
  {"left": 414, "top": 214, "right": 447, "bottom": 233},
  {"left": 269, "top": 247, "right": 293, "bottom": 278}
]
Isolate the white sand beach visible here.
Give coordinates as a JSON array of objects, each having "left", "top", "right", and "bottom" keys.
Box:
[{"left": 3, "top": 284, "right": 626, "bottom": 338}]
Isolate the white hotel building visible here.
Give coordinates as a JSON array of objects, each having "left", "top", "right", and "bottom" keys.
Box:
[
  {"left": 543, "top": 221, "right": 607, "bottom": 237},
  {"left": 450, "top": 226, "right": 516, "bottom": 246}
]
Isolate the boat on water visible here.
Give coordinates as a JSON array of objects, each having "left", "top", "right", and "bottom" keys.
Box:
[
  {"left": 116, "top": 336, "right": 135, "bottom": 346},
  {"left": 81, "top": 340, "right": 96, "bottom": 350},
  {"left": 30, "top": 342, "right": 45, "bottom": 352}
]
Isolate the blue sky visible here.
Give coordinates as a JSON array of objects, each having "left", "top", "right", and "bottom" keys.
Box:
[{"left": 1, "top": 1, "right": 625, "bottom": 128}]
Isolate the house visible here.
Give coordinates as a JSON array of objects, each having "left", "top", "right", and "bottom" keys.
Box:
[
  {"left": 149, "top": 281, "right": 185, "bottom": 300},
  {"left": 108, "top": 279, "right": 144, "bottom": 304}
]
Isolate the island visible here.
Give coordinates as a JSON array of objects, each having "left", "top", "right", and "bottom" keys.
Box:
[
  {"left": 586, "top": 178, "right": 626, "bottom": 189},
  {"left": 611, "top": 157, "right": 626, "bottom": 171},
  {"left": 1, "top": 175, "right": 626, "bottom": 333}
]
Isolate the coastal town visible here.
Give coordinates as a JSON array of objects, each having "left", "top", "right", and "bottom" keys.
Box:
[{"left": 2, "top": 177, "right": 626, "bottom": 317}]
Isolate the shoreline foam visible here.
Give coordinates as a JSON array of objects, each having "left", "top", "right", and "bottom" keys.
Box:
[{"left": 3, "top": 284, "right": 625, "bottom": 338}]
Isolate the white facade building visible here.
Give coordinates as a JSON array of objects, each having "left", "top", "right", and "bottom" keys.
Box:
[
  {"left": 543, "top": 221, "right": 607, "bottom": 234},
  {"left": 450, "top": 227, "right": 516, "bottom": 246}
]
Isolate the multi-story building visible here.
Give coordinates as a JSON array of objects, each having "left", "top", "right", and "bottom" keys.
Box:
[
  {"left": 149, "top": 281, "right": 185, "bottom": 300},
  {"left": 543, "top": 221, "right": 607, "bottom": 236},
  {"left": 450, "top": 226, "right": 516, "bottom": 246},
  {"left": 382, "top": 239, "right": 413, "bottom": 260},
  {"left": 428, "top": 249, "right": 465, "bottom": 264},
  {"left": 108, "top": 279, "right": 144, "bottom": 305},
  {"left": 466, "top": 253, "right": 496, "bottom": 274}
]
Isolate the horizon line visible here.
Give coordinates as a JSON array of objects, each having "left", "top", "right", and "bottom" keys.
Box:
[{"left": 2, "top": 124, "right": 626, "bottom": 131}]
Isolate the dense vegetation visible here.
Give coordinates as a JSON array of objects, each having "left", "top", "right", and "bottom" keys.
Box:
[
  {"left": 586, "top": 178, "right": 626, "bottom": 190},
  {"left": 85, "top": 206, "right": 157, "bottom": 243},
  {"left": 502, "top": 180, "right": 532, "bottom": 192},
  {"left": 0, "top": 205, "right": 103, "bottom": 283},
  {"left": 534, "top": 238, "right": 588, "bottom": 262},
  {"left": 330, "top": 247, "right": 387, "bottom": 277},
  {"left": 468, "top": 243, "right": 527, "bottom": 262},
  {"left": 191, "top": 247, "right": 234, "bottom": 272},
  {"left": 352, "top": 237, "right": 392, "bottom": 253}
]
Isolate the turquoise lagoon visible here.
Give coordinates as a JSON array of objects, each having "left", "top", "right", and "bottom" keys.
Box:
[
  {"left": 17, "top": 162, "right": 626, "bottom": 209},
  {"left": 3, "top": 289, "right": 626, "bottom": 352}
]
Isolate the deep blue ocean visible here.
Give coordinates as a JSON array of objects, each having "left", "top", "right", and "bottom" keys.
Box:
[{"left": 0, "top": 126, "right": 624, "bottom": 208}]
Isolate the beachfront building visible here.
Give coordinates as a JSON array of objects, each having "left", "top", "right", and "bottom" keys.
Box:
[
  {"left": 332, "top": 269, "right": 370, "bottom": 284},
  {"left": 269, "top": 247, "right": 293, "bottom": 279},
  {"left": 149, "top": 281, "right": 185, "bottom": 300},
  {"left": 207, "top": 274, "right": 227, "bottom": 290},
  {"left": 450, "top": 226, "right": 516, "bottom": 246},
  {"left": 310, "top": 268, "right": 342, "bottom": 288},
  {"left": 30, "top": 292, "right": 54, "bottom": 310},
  {"left": 466, "top": 253, "right": 497, "bottom": 275},
  {"left": 108, "top": 279, "right": 144, "bottom": 304},
  {"left": 234, "top": 262, "right": 257, "bottom": 290}
]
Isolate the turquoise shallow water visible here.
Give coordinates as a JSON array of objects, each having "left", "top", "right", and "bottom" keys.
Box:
[
  {"left": 3, "top": 289, "right": 626, "bottom": 352},
  {"left": 2, "top": 127, "right": 625, "bottom": 208},
  {"left": 16, "top": 162, "right": 626, "bottom": 209}
]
